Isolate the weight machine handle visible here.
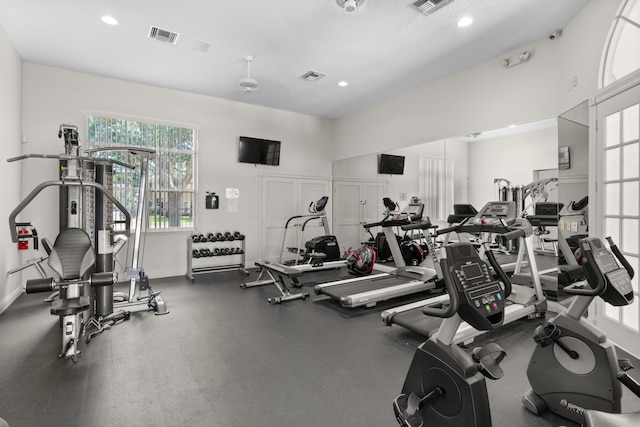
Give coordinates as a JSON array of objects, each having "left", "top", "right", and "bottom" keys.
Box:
[
  {"left": 422, "top": 258, "right": 459, "bottom": 318},
  {"left": 9, "top": 180, "right": 131, "bottom": 242}
]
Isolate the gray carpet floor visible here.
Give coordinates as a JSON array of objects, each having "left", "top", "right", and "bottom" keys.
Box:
[{"left": 0, "top": 269, "right": 638, "bottom": 426}]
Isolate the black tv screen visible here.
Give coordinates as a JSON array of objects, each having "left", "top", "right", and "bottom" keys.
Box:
[
  {"left": 378, "top": 154, "right": 405, "bottom": 175},
  {"left": 238, "top": 136, "right": 281, "bottom": 166}
]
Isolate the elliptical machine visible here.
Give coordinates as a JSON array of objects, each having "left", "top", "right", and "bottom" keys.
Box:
[
  {"left": 393, "top": 236, "right": 516, "bottom": 426},
  {"left": 522, "top": 236, "right": 635, "bottom": 425}
]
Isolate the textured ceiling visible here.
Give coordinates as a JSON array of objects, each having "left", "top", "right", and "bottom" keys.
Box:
[{"left": 0, "top": 0, "right": 589, "bottom": 119}]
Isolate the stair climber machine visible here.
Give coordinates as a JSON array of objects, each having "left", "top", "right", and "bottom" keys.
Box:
[
  {"left": 242, "top": 196, "right": 348, "bottom": 304},
  {"left": 522, "top": 236, "right": 640, "bottom": 426},
  {"left": 393, "top": 241, "right": 508, "bottom": 427},
  {"left": 313, "top": 198, "right": 442, "bottom": 309},
  {"left": 382, "top": 201, "right": 566, "bottom": 345}
]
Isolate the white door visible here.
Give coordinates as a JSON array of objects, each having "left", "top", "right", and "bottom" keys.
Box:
[
  {"left": 260, "top": 176, "right": 330, "bottom": 262},
  {"left": 333, "top": 179, "right": 388, "bottom": 253},
  {"left": 594, "top": 80, "right": 640, "bottom": 355}
]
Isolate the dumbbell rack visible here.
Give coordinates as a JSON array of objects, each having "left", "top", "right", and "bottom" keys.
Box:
[{"left": 187, "top": 232, "right": 249, "bottom": 281}]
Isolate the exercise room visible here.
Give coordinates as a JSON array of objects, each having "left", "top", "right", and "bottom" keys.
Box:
[{"left": 1, "top": 1, "right": 639, "bottom": 426}]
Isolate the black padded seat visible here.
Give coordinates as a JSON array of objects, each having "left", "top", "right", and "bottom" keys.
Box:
[
  {"left": 48, "top": 228, "right": 95, "bottom": 280},
  {"left": 51, "top": 296, "right": 91, "bottom": 316},
  {"left": 584, "top": 410, "right": 640, "bottom": 427}
]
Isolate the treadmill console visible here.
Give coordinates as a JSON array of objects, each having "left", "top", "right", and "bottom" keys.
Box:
[
  {"left": 580, "top": 237, "right": 634, "bottom": 306},
  {"left": 396, "top": 203, "right": 424, "bottom": 222},
  {"left": 446, "top": 243, "right": 505, "bottom": 330},
  {"left": 457, "top": 201, "right": 524, "bottom": 235},
  {"left": 473, "top": 201, "right": 516, "bottom": 225}
]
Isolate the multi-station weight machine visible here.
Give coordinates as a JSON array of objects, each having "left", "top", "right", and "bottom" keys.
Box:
[{"left": 8, "top": 124, "right": 168, "bottom": 362}]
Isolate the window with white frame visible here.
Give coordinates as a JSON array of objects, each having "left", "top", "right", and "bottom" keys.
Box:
[
  {"left": 599, "top": 0, "right": 640, "bottom": 331},
  {"left": 419, "top": 157, "right": 454, "bottom": 222},
  {"left": 87, "top": 115, "right": 196, "bottom": 230},
  {"left": 601, "top": 0, "right": 640, "bottom": 87},
  {"left": 602, "top": 102, "right": 640, "bottom": 330}
]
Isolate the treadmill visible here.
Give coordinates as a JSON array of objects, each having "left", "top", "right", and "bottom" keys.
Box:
[
  {"left": 381, "top": 201, "right": 567, "bottom": 344},
  {"left": 313, "top": 198, "right": 441, "bottom": 308}
]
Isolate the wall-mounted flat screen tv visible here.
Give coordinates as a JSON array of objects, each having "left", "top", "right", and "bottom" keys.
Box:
[
  {"left": 238, "top": 136, "right": 281, "bottom": 166},
  {"left": 378, "top": 153, "right": 405, "bottom": 175}
]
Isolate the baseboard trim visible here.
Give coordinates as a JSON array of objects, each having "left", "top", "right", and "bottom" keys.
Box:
[{"left": 0, "top": 285, "right": 24, "bottom": 315}]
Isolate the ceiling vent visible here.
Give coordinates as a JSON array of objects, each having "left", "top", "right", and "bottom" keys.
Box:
[
  {"left": 148, "top": 26, "right": 180, "bottom": 45},
  {"left": 301, "top": 71, "right": 326, "bottom": 82},
  {"left": 412, "top": 0, "right": 455, "bottom": 16}
]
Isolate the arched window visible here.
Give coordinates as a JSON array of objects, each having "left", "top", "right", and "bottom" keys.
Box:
[{"left": 600, "top": 0, "right": 640, "bottom": 87}]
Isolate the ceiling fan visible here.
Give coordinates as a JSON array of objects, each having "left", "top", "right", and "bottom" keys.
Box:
[
  {"left": 336, "top": 0, "right": 365, "bottom": 13},
  {"left": 239, "top": 55, "right": 258, "bottom": 93}
]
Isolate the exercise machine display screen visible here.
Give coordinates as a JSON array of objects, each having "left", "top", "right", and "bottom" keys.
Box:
[
  {"left": 581, "top": 237, "right": 634, "bottom": 306},
  {"left": 461, "top": 263, "right": 483, "bottom": 281},
  {"left": 486, "top": 203, "right": 510, "bottom": 217}
]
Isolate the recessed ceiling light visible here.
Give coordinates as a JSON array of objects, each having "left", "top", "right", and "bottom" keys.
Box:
[
  {"left": 338, "top": 81, "right": 349, "bottom": 87},
  {"left": 101, "top": 15, "right": 118, "bottom": 26},
  {"left": 457, "top": 16, "right": 473, "bottom": 27}
]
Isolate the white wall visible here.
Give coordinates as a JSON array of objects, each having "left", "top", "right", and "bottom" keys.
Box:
[
  {"left": 332, "top": 0, "right": 620, "bottom": 161},
  {"left": 0, "top": 25, "right": 24, "bottom": 313},
  {"left": 21, "top": 64, "right": 333, "bottom": 279}
]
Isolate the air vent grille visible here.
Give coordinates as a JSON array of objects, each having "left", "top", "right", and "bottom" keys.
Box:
[
  {"left": 412, "top": 0, "right": 455, "bottom": 16},
  {"left": 301, "top": 71, "right": 326, "bottom": 82},
  {"left": 148, "top": 26, "right": 180, "bottom": 45}
]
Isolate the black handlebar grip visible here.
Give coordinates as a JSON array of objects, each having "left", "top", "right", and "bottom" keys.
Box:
[
  {"left": 607, "top": 236, "right": 635, "bottom": 280},
  {"left": 25, "top": 277, "right": 55, "bottom": 294},
  {"left": 485, "top": 249, "right": 512, "bottom": 298},
  {"left": 564, "top": 241, "right": 606, "bottom": 296},
  {"left": 436, "top": 226, "right": 458, "bottom": 236},
  {"left": 90, "top": 272, "right": 117, "bottom": 287},
  {"left": 503, "top": 229, "right": 525, "bottom": 241},
  {"left": 401, "top": 220, "right": 433, "bottom": 231},
  {"left": 422, "top": 258, "right": 459, "bottom": 318}
]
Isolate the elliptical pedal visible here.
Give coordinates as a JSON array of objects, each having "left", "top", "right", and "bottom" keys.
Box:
[
  {"left": 393, "top": 388, "right": 443, "bottom": 427},
  {"left": 619, "top": 358, "right": 635, "bottom": 372},
  {"left": 472, "top": 343, "right": 507, "bottom": 380}
]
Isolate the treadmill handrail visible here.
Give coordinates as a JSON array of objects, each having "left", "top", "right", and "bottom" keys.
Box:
[{"left": 9, "top": 180, "right": 131, "bottom": 242}]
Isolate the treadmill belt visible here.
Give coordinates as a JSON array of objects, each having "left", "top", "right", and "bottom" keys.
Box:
[
  {"left": 390, "top": 308, "right": 443, "bottom": 337},
  {"left": 313, "top": 290, "right": 437, "bottom": 319},
  {"left": 318, "top": 275, "right": 420, "bottom": 299}
]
